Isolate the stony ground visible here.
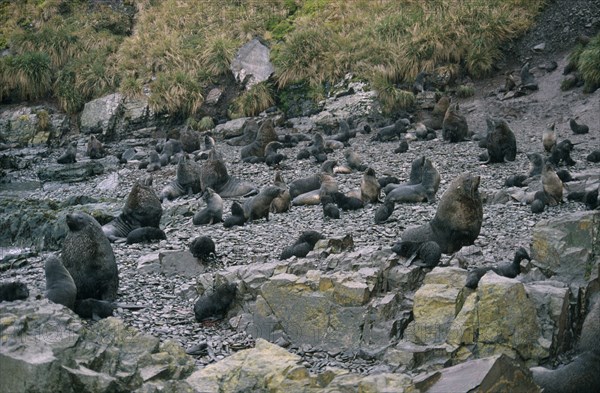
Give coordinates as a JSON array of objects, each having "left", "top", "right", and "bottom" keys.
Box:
[{"left": 1, "top": 0, "right": 599, "bottom": 373}]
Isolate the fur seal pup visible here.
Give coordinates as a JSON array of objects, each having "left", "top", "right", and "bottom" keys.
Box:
[
  {"left": 45, "top": 255, "right": 76, "bottom": 309},
  {"left": 401, "top": 172, "right": 483, "bottom": 254},
  {"left": 332, "top": 191, "right": 364, "bottom": 210},
  {"left": 157, "top": 138, "right": 183, "bottom": 166},
  {"left": 0, "top": 281, "right": 29, "bottom": 302},
  {"left": 321, "top": 194, "right": 340, "bottom": 219},
  {"left": 542, "top": 122, "right": 557, "bottom": 153},
  {"left": 264, "top": 141, "right": 287, "bottom": 167},
  {"left": 194, "top": 282, "right": 237, "bottom": 322},
  {"left": 465, "top": 247, "right": 530, "bottom": 289},
  {"left": 243, "top": 186, "right": 284, "bottom": 222},
  {"left": 86, "top": 135, "right": 106, "bottom": 159},
  {"left": 146, "top": 151, "right": 162, "bottom": 172},
  {"left": 531, "top": 298, "right": 600, "bottom": 393},
  {"left": 378, "top": 176, "right": 400, "bottom": 189},
  {"left": 345, "top": 150, "right": 368, "bottom": 172},
  {"left": 103, "top": 178, "right": 163, "bottom": 241},
  {"left": 531, "top": 198, "right": 546, "bottom": 214},
  {"left": 126, "top": 227, "right": 167, "bottom": 244},
  {"left": 226, "top": 119, "right": 258, "bottom": 146},
  {"left": 587, "top": 150, "right": 600, "bottom": 163},
  {"left": 270, "top": 171, "right": 291, "bottom": 214},
  {"left": 327, "top": 120, "right": 353, "bottom": 144},
  {"left": 371, "top": 119, "right": 409, "bottom": 142},
  {"left": 549, "top": 139, "right": 577, "bottom": 166},
  {"left": 374, "top": 200, "right": 394, "bottom": 224},
  {"left": 484, "top": 117, "right": 517, "bottom": 163},
  {"left": 542, "top": 163, "right": 563, "bottom": 205},
  {"left": 527, "top": 152, "right": 545, "bottom": 177},
  {"left": 280, "top": 231, "right": 325, "bottom": 260},
  {"left": 189, "top": 236, "right": 216, "bottom": 261},
  {"left": 223, "top": 201, "right": 246, "bottom": 228},
  {"left": 73, "top": 299, "right": 145, "bottom": 320},
  {"left": 394, "top": 139, "right": 409, "bottom": 153},
  {"left": 569, "top": 118, "right": 589, "bottom": 134},
  {"left": 57, "top": 141, "right": 77, "bottom": 164},
  {"left": 193, "top": 187, "right": 224, "bottom": 225},
  {"left": 505, "top": 174, "right": 528, "bottom": 188},
  {"left": 240, "top": 119, "right": 278, "bottom": 160},
  {"left": 361, "top": 167, "right": 381, "bottom": 203},
  {"left": 392, "top": 240, "right": 441, "bottom": 268},
  {"left": 442, "top": 103, "right": 469, "bottom": 143},
  {"left": 556, "top": 169, "right": 574, "bottom": 183},
  {"left": 200, "top": 149, "right": 258, "bottom": 198},
  {"left": 307, "top": 132, "right": 327, "bottom": 162},
  {"left": 63, "top": 211, "right": 118, "bottom": 301}
]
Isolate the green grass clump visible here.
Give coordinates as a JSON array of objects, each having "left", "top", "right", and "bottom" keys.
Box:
[
  {"left": 456, "top": 84, "right": 475, "bottom": 98},
  {"left": 148, "top": 71, "right": 204, "bottom": 119},
  {"left": 230, "top": 82, "right": 274, "bottom": 118},
  {"left": 578, "top": 34, "right": 600, "bottom": 93},
  {"left": 370, "top": 65, "right": 415, "bottom": 114}
]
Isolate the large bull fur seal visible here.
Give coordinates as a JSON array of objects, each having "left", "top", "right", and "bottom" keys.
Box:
[{"left": 200, "top": 148, "right": 258, "bottom": 198}]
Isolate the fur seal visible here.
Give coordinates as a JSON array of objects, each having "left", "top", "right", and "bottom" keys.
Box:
[
  {"left": 200, "top": 149, "right": 258, "bottom": 198},
  {"left": 345, "top": 150, "right": 368, "bottom": 172},
  {"left": 157, "top": 138, "right": 183, "bottom": 166},
  {"left": 465, "top": 247, "right": 530, "bottom": 289},
  {"left": 569, "top": 118, "right": 589, "bottom": 134},
  {"left": 270, "top": 171, "right": 291, "bottom": 213},
  {"left": 180, "top": 127, "right": 201, "bottom": 153},
  {"left": 392, "top": 240, "right": 441, "bottom": 268},
  {"left": 57, "top": 141, "right": 77, "bottom": 164},
  {"left": 483, "top": 117, "right": 517, "bottom": 163},
  {"left": 289, "top": 174, "right": 322, "bottom": 199},
  {"left": 371, "top": 119, "right": 409, "bottom": 142},
  {"left": 243, "top": 186, "right": 284, "bottom": 222},
  {"left": 145, "top": 151, "right": 162, "bottom": 172},
  {"left": 86, "top": 135, "right": 106, "bottom": 159},
  {"left": 384, "top": 156, "right": 440, "bottom": 203},
  {"left": 361, "top": 167, "right": 381, "bottom": 203},
  {"left": 400, "top": 172, "right": 483, "bottom": 254},
  {"left": 45, "top": 255, "right": 76, "bottom": 309},
  {"left": 587, "top": 150, "right": 600, "bottom": 163},
  {"left": 374, "top": 200, "right": 394, "bottom": 224},
  {"left": 384, "top": 183, "right": 431, "bottom": 204},
  {"left": 442, "top": 103, "right": 469, "bottom": 143},
  {"left": 542, "top": 163, "right": 563, "bottom": 205},
  {"left": 292, "top": 173, "right": 338, "bottom": 206},
  {"left": 193, "top": 187, "right": 224, "bottom": 225},
  {"left": 505, "top": 174, "right": 528, "bottom": 188},
  {"left": 542, "top": 122, "right": 557, "bottom": 153},
  {"left": 126, "top": 227, "right": 166, "bottom": 244},
  {"left": 527, "top": 152, "right": 545, "bottom": 177},
  {"left": 226, "top": 119, "right": 258, "bottom": 146},
  {"left": 531, "top": 198, "right": 546, "bottom": 214},
  {"left": 160, "top": 154, "right": 202, "bottom": 201},
  {"left": 0, "top": 281, "right": 29, "bottom": 302},
  {"left": 531, "top": 298, "right": 600, "bottom": 393},
  {"left": 378, "top": 176, "right": 400, "bottom": 189},
  {"left": 549, "top": 139, "right": 577, "bottom": 166},
  {"left": 327, "top": 120, "right": 353, "bottom": 143},
  {"left": 520, "top": 62, "right": 538, "bottom": 89},
  {"left": 332, "top": 191, "right": 364, "bottom": 210},
  {"left": 63, "top": 211, "right": 118, "bottom": 301},
  {"left": 422, "top": 95, "right": 450, "bottom": 130},
  {"left": 321, "top": 194, "right": 340, "bottom": 219},
  {"left": 189, "top": 236, "right": 216, "bottom": 261},
  {"left": 103, "top": 178, "right": 163, "bottom": 241},
  {"left": 394, "top": 139, "right": 409, "bottom": 153},
  {"left": 223, "top": 201, "right": 246, "bottom": 228},
  {"left": 280, "top": 231, "right": 324, "bottom": 260},
  {"left": 264, "top": 141, "right": 287, "bottom": 167},
  {"left": 307, "top": 132, "right": 328, "bottom": 162},
  {"left": 194, "top": 282, "right": 237, "bottom": 322},
  {"left": 240, "top": 119, "right": 277, "bottom": 160}
]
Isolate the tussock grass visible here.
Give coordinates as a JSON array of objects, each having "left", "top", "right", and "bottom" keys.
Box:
[
  {"left": 577, "top": 34, "right": 600, "bottom": 93},
  {"left": 230, "top": 82, "right": 275, "bottom": 118}
]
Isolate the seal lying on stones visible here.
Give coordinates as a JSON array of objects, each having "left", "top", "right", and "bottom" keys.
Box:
[
  {"left": 531, "top": 297, "right": 600, "bottom": 393},
  {"left": 321, "top": 194, "right": 340, "bottom": 219},
  {"left": 243, "top": 186, "right": 285, "bottom": 222},
  {"left": 483, "top": 117, "right": 517, "bottom": 163},
  {"left": 226, "top": 119, "right": 258, "bottom": 146},
  {"left": 240, "top": 119, "right": 278, "bottom": 160},
  {"left": 86, "top": 135, "right": 106, "bottom": 159},
  {"left": 332, "top": 191, "right": 364, "bottom": 210},
  {"left": 392, "top": 240, "right": 441, "bottom": 268},
  {"left": 374, "top": 200, "right": 395, "bottom": 224},
  {"left": 264, "top": 141, "right": 287, "bottom": 167},
  {"left": 200, "top": 148, "right": 258, "bottom": 198},
  {"left": 223, "top": 201, "right": 246, "bottom": 228},
  {"left": 103, "top": 177, "right": 163, "bottom": 241},
  {"left": 345, "top": 150, "right": 368, "bottom": 172},
  {"left": 549, "top": 139, "right": 577, "bottom": 166},
  {"left": 189, "top": 236, "right": 216, "bottom": 261},
  {"left": 45, "top": 255, "right": 77, "bottom": 310},
  {"left": 57, "top": 141, "right": 77, "bottom": 164},
  {"left": 157, "top": 138, "right": 183, "bottom": 166},
  {"left": 126, "top": 227, "right": 166, "bottom": 244},
  {"left": 0, "top": 281, "right": 29, "bottom": 302},
  {"left": 280, "top": 231, "right": 325, "bottom": 260},
  {"left": 400, "top": 172, "right": 483, "bottom": 254},
  {"left": 384, "top": 156, "right": 440, "bottom": 203},
  {"left": 569, "top": 118, "right": 589, "bottom": 134},
  {"left": 160, "top": 154, "right": 202, "bottom": 201},
  {"left": 289, "top": 174, "right": 321, "bottom": 199},
  {"left": 63, "top": 211, "right": 118, "bottom": 301},
  {"left": 464, "top": 247, "right": 530, "bottom": 289},
  {"left": 270, "top": 171, "right": 291, "bottom": 213},
  {"left": 442, "top": 103, "right": 469, "bottom": 143},
  {"left": 293, "top": 173, "right": 338, "bottom": 206},
  {"left": 194, "top": 282, "right": 237, "bottom": 322},
  {"left": 193, "top": 187, "right": 223, "bottom": 225},
  {"left": 371, "top": 119, "right": 409, "bottom": 142}
]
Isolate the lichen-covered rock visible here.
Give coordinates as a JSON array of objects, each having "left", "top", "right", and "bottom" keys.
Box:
[
  {"left": 37, "top": 161, "right": 105, "bottom": 183},
  {"left": 230, "top": 38, "right": 274, "bottom": 89},
  {"left": 80, "top": 93, "right": 124, "bottom": 137},
  {"left": 0, "top": 105, "right": 67, "bottom": 145},
  {"left": 532, "top": 210, "right": 599, "bottom": 285}
]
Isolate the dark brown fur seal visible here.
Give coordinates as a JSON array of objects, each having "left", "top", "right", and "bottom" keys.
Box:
[
  {"left": 484, "top": 117, "right": 517, "bottom": 163},
  {"left": 280, "top": 231, "right": 324, "bottom": 260},
  {"left": 86, "top": 135, "right": 106, "bottom": 159},
  {"left": 189, "top": 235, "right": 216, "bottom": 261},
  {"left": 345, "top": 150, "right": 368, "bottom": 172},
  {"left": 0, "top": 282, "right": 29, "bottom": 302},
  {"left": 528, "top": 152, "right": 545, "bottom": 177},
  {"left": 223, "top": 201, "right": 246, "bottom": 228},
  {"left": 103, "top": 177, "right": 163, "bottom": 241},
  {"left": 442, "top": 103, "right": 469, "bottom": 143},
  {"left": 270, "top": 171, "right": 291, "bottom": 213},
  {"left": 63, "top": 211, "right": 118, "bottom": 300},
  {"left": 194, "top": 282, "right": 237, "bottom": 322},
  {"left": 160, "top": 154, "right": 202, "bottom": 201},
  {"left": 374, "top": 200, "right": 394, "bottom": 224},
  {"left": 226, "top": 120, "right": 258, "bottom": 146},
  {"left": 400, "top": 172, "right": 483, "bottom": 254},
  {"left": 569, "top": 118, "right": 589, "bottom": 134},
  {"left": 200, "top": 149, "right": 258, "bottom": 198},
  {"left": 465, "top": 247, "right": 530, "bottom": 289},
  {"left": 422, "top": 95, "right": 450, "bottom": 130},
  {"left": 289, "top": 174, "right": 321, "bottom": 199},
  {"left": 321, "top": 194, "right": 340, "bottom": 219},
  {"left": 384, "top": 156, "right": 440, "bottom": 203},
  {"left": 126, "top": 227, "right": 167, "bottom": 244},
  {"left": 45, "top": 255, "right": 77, "bottom": 309},
  {"left": 361, "top": 167, "right": 381, "bottom": 203},
  {"left": 193, "top": 187, "right": 223, "bottom": 225},
  {"left": 240, "top": 119, "right": 278, "bottom": 159},
  {"left": 57, "top": 141, "right": 77, "bottom": 164},
  {"left": 243, "top": 186, "right": 285, "bottom": 222}
]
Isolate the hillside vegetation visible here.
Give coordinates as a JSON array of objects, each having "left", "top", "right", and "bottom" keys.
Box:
[{"left": 5, "top": 0, "right": 595, "bottom": 120}]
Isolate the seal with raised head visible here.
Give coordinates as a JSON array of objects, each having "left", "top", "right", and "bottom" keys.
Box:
[
  {"left": 193, "top": 187, "right": 223, "bottom": 225},
  {"left": 374, "top": 200, "right": 394, "bottom": 224},
  {"left": 63, "top": 211, "right": 118, "bottom": 300},
  {"left": 542, "top": 162, "right": 563, "bottom": 205},
  {"left": 194, "top": 282, "right": 237, "bottom": 322},
  {"left": 160, "top": 154, "right": 202, "bottom": 201},
  {"left": 442, "top": 103, "right": 469, "bottom": 143},
  {"left": 103, "top": 177, "right": 163, "bottom": 241},
  {"left": 289, "top": 174, "right": 321, "bottom": 199},
  {"left": 542, "top": 122, "right": 557, "bottom": 153},
  {"left": 465, "top": 247, "right": 530, "bottom": 289},
  {"left": 361, "top": 167, "right": 381, "bottom": 204},
  {"left": 57, "top": 141, "right": 77, "bottom": 164},
  {"left": 270, "top": 171, "right": 291, "bottom": 213},
  {"left": 223, "top": 201, "right": 246, "bottom": 228},
  {"left": 422, "top": 95, "right": 450, "bottom": 130},
  {"left": 240, "top": 119, "right": 278, "bottom": 160},
  {"left": 293, "top": 173, "right": 338, "bottom": 206},
  {"left": 200, "top": 148, "right": 258, "bottom": 198},
  {"left": 45, "top": 255, "right": 77, "bottom": 309},
  {"left": 280, "top": 231, "right": 325, "bottom": 260},
  {"left": 86, "top": 135, "right": 106, "bottom": 159},
  {"left": 345, "top": 150, "right": 368, "bottom": 172},
  {"left": 243, "top": 186, "right": 284, "bottom": 222},
  {"left": 527, "top": 152, "right": 545, "bottom": 177},
  {"left": 226, "top": 119, "right": 258, "bottom": 146},
  {"left": 484, "top": 117, "right": 517, "bottom": 163},
  {"left": 400, "top": 172, "right": 483, "bottom": 254}
]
